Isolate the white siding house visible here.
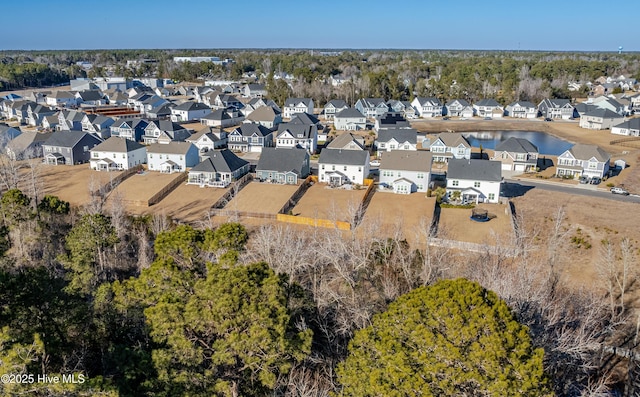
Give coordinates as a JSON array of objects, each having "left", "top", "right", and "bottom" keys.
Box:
[
  {"left": 283, "top": 98, "right": 314, "bottom": 119},
  {"left": 333, "top": 108, "right": 366, "bottom": 131},
  {"left": 318, "top": 149, "right": 370, "bottom": 186},
  {"left": 446, "top": 159, "right": 502, "bottom": 204},
  {"left": 146, "top": 142, "right": 199, "bottom": 173},
  {"left": 90, "top": 137, "right": 147, "bottom": 171},
  {"left": 379, "top": 151, "right": 432, "bottom": 194}
]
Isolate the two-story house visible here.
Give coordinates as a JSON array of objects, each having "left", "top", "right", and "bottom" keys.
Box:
[
  {"left": 45, "top": 91, "right": 77, "bottom": 108},
  {"left": 611, "top": 118, "right": 640, "bottom": 137},
  {"left": 429, "top": 133, "right": 472, "bottom": 162},
  {"left": 333, "top": 108, "right": 367, "bottom": 131},
  {"left": 256, "top": 147, "right": 310, "bottom": 184},
  {"left": 244, "top": 106, "right": 282, "bottom": 129},
  {"left": 446, "top": 159, "right": 502, "bottom": 204},
  {"left": 283, "top": 98, "right": 314, "bottom": 119},
  {"left": 228, "top": 124, "right": 274, "bottom": 153},
  {"left": 90, "top": 137, "right": 147, "bottom": 171},
  {"left": 201, "top": 108, "right": 244, "bottom": 128},
  {"left": 491, "top": 137, "right": 538, "bottom": 172},
  {"left": 379, "top": 150, "right": 433, "bottom": 194},
  {"left": 213, "top": 94, "right": 243, "bottom": 110},
  {"left": 444, "top": 99, "right": 474, "bottom": 118},
  {"left": 505, "top": 101, "right": 537, "bottom": 119},
  {"left": 187, "top": 149, "right": 250, "bottom": 188},
  {"left": 5, "top": 131, "right": 52, "bottom": 160},
  {"left": 276, "top": 123, "right": 318, "bottom": 153},
  {"left": 374, "top": 112, "right": 410, "bottom": 131},
  {"left": 387, "top": 100, "right": 417, "bottom": 119},
  {"left": 242, "top": 83, "right": 267, "bottom": 98},
  {"left": 324, "top": 99, "right": 349, "bottom": 120},
  {"left": 318, "top": 148, "right": 370, "bottom": 186},
  {"left": 143, "top": 120, "right": 191, "bottom": 144},
  {"left": 57, "top": 110, "right": 85, "bottom": 131},
  {"left": 147, "top": 142, "right": 199, "bottom": 173},
  {"left": 556, "top": 144, "right": 610, "bottom": 179},
  {"left": 374, "top": 128, "right": 418, "bottom": 156},
  {"left": 170, "top": 101, "right": 212, "bottom": 122},
  {"left": 354, "top": 98, "right": 389, "bottom": 118},
  {"left": 538, "top": 99, "right": 576, "bottom": 119},
  {"left": 578, "top": 108, "right": 623, "bottom": 130},
  {"left": 43, "top": 131, "right": 102, "bottom": 165},
  {"left": 411, "top": 97, "right": 443, "bottom": 118},
  {"left": 110, "top": 119, "right": 149, "bottom": 141},
  {"left": 326, "top": 133, "right": 366, "bottom": 151},
  {"left": 473, "top": 99, "right": 503, "bottom": 118},
  {"left": 186, "top": 127, "right": 228, "bottom": 155}
]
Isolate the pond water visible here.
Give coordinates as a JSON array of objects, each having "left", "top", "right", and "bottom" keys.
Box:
[{"left": 462, "top": 130, "right": 573, "bottom": 156}]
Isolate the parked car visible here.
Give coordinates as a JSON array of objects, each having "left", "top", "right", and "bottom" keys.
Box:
[
  {"left": 369, "top": 159, "right": 380, "bottom": 167},
  {"left": 589, "top": 177, "right": 601, "bottom": 185},
  {"left": 579, "top": 176, "right": 589, "bottom": 184},
  {"left": 611, "top": 187, "right": 630, "bottom": 195},
  {"left": 544, "top": 117, "right": 554, "bottom": 122},
  {"left": 442, "top": 116, "right": 450, "bottom": 120}
]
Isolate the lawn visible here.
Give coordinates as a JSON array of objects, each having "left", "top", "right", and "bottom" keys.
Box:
[
  {"left": 225, "top": 182, "right": 299, "bottom": 214},
  {"left": 437, "top": 203, "right": 514, "bottom": 245},
  {"left": 292, "top": 184, "right": 367, "bottom": 222}
]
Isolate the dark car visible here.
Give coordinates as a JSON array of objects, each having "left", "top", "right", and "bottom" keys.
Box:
[
  {"left": 442, "top": 116, "right": 450, "bottom": 120},
  {"left": 544, "top": 117, "right": 554, "bottom": 122},
  {"left": 589, "top": 177, "right": 601, "bottom": 185}
]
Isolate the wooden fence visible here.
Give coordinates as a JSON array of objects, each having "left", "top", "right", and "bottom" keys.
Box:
[
  {"left": 147, "top": 172, "right": 188, "bottom": 206},
  {"left": 210, "top": 173, "right": 253, "bottom": 210},
  {"left": 92, "top": 164, "right": 143, "bottom": 197},
  {"left": 276, "top": 214, "right": 351, "bottom": 230},
  {"left": 278, "top": 176, "right": 315, "bottom": 215},
  {"left": 209, "top": 209, "right": 277, "bottom": 219},
  {"left": 610, "top": 136, "right": 640, "bottom": 149},
  {"left": 352, "top": 180, "right": 376, "bottom": 227}
]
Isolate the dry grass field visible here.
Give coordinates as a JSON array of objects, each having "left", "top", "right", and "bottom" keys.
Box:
[
  {"left": 438, "top": 203, "right": 514, "bottom": 245},
  {"left": 144, "top": 183, "right": 230, "bottom": 224},
  {"left": 224, "top": 182, "right": 299, "bottom": 213},
  {"left": 106, "top": 172, "right": 184, "bottom": 212},
  {"left": 292, "top": 184, "right": 366, "bottom": 222}
]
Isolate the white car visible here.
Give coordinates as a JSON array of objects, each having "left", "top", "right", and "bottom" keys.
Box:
[
  {"left": 369, "top": 160, "right": 381, "bottom": 167},
  {"left": 611, "top": 187, "right": 629, "bottom": 195}
]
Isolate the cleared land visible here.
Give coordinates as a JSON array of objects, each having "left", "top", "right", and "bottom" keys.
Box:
[
  {"left": 360, "top": 191, "right": 436, "bottom": 245},
  {"left": 145, "top": 183, "right": 229, "bottom": 224},
  {"left": 438, "top": 203, "right": 514, "bottom": 245},
  {"left": 292, "top": 184, "right": 366, "bottom": 222},
  {"left": 224, "top": 182, "right": 299, "bottom": 214},
  {"left": 106, "top": 171, "right": 184, "bottom": 212}
]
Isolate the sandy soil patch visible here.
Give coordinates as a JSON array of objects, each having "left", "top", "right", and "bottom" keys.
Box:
[
  {"left": 144, "top": 183, "right": 230, "bottom": 224},
  {"left": 106, "top": 172, "right": 183, "bottom": 212},
  {"left": 225, "top": 182, "right": 299, "bottom": 213},
  {"left": 438, "top": 203, "right": 514, "bottom": 245},
  {"left": 292, "top": 184, "right": 366, "bottom": 222}
]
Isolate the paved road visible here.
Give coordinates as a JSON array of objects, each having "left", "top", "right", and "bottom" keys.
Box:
[{"left": 503, "top": 178, "right": 640, "bottom": 204}]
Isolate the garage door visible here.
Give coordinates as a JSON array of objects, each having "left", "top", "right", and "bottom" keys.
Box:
[
  {"left": 514, "top": 164, "right": 526, "bottom": 172},
  {"left": 501, "top": 163, "right": 512, "bottom": 171}
]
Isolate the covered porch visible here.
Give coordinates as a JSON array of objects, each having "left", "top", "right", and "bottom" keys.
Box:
[
  {"left": 45, "top": 152, "right": 65, "bottom": 165},
  {"left": 187, "top": 171, "right": 231, "bottom": 188},
  {"left": 160, "top": 160, "right": 181, "bottom": 174},
  {"left": 447, "top": 187, "right": 486, "bottom": 205},
  {"left": 325, "top": 171, "right": 346, "bottom": 187},
  {"left": 91, "top": 158, "right": 121, "bottom": 172}
]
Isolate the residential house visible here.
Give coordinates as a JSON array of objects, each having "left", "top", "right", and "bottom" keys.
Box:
[
  {"left": 473, "top": 99, "right": 503, "bottom": 118},
  {"left": 213, "top": 94, "right": 243, "bottom": 110},
  {"left": 327, "top": 133, "right": 366, "bottom": 151},
  {"left": 611, "top": 118, "right": 640, "bottom": 137},
  {"left": 538, "top": 99, "right": 576, "bottom": 119},
  {"left": 374, "top": 128, "right": 418, "bottom": 156},
  {"left": 379, "top": 150, "right": 433, "bottom": 194},
  {"left": 429, "top": 133, "right": 472, "bottom": 162},
  {"left": 556, "top": 144, "right": 610, "bottom": 179},
  {"left": 589, "top": 96, "right": 627, "bottom": 115},
  {"left": 446, "top": 159, "right": 502, "bottom": 204},
  {"left": 128, "top": 93, "right": 155, "bottom": 111},
  {"left": 42, "top": 115, "right": 59, "bottom": 131},
  {"left": 25, "top": 91, "right": 50, "bottom": 105},
  {"left": 387, "top": 100, "right": 417, "bottom": 119},
  {"left": 45, "top": 91, "right": 77, "bottom": 108},
  {"left": 256, "top": 147, "right": 310, "bottom": 184},
  {"left": 146, "top": 142, "right": 199, "bottom": 173},
  {"left": 110, "top": 119, "right": 149, "bottom": 141},
  {"left": 57, "top": 110, "right": 85, "bottom": 131},
  {"left": 354, "top": 98, "right": 388, "bottom": 118},
  {"left": 42, "top": 131, "right": 102, "bottom": 165},
  {"left": 193, "top": 86, "right": 217, "bottom": 103},
  {"left": 629, "top": 93, "right": 640, "bottom": 112},
  {"left": 186, "top": 127, "right": 228, "bottom": 154},
  {"left": 106, "top": 91, "right": 129, "bottom": 106},
  {"left": 143, "top": 120, "right": 191, "bottom": 144},
  {"left": 276, "top": 122, "right": 318, "bottom": 153},
  {"left": 170, "top": 101, "right": 212, "bottom": 122},
  {"left": 318, "top": 148, "right": 370, "bottom": 186},
  {"left": 5, "top": 131, "right": 52, "bottom": 160},
  {"left": 243, "top": 106, "right": 281, "bottom": 129},
  {"left": 75, "top": 90, "right": 106, "bottom": 106},
  {"left": 242, "top": 83, "right": 267, "bottom": 98},
  {"left": 505, "top": 101, "right": 537, "bottom": 119},
  {"left": 411, "top": 97, "right": 443, "bottom": 118},
  {"left": 333, "top": 108, "right": 367, "bottom": 131},
  {"left": 578, "top": 108, "right": 624, "bottom": 130},
  {"left": 0, "top": 124, "right": 22, "bottom": 147},
  {"left": 201, "top": 90, "right": 223, "bottom": 108},
  {"left": 81, "top": 114, "right": 114, "bottom": 139},
  {"left": 139, "top": 95, "right": 169, "bottom": 115},
  {"left": 243, "top": 98, "right": 280, "bottom": 115},
  {"left": 283, "top": 98, "right": 314, "bottom": 119},
  {"left": 324, "top": 99, "right": 349, "bottom": 120},
  {"left": 228, "top": 124, "right": 274, "bottom": 153},
  {"left": 90, "top": 137, "right": 146, "bottom": 171},
  {"left": 187, "top": 149, "right": 250, "bottom": 187},
  {"left": 445, "top": 99, "right": 474, "bottom": 118},
  {"left": 491, "top": 137, "right": 538, "bottom": 172},
  {"left": 147, "top": 103, "right": 175, "bottom": 119},
  {"left": 201, "top": 108, "right": 244, "bottom": 128},
  {"left": 374, "top": 112, "right": 410, "bottom": 131},
  {"left": 27, "top": 104, "right": 56, "bottom": 127}
]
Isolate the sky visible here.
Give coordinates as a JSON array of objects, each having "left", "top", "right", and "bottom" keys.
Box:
[{"left": 2, "top": 0, "right": 633, "bottom": 52}]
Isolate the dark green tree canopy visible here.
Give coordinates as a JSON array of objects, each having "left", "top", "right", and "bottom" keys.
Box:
[{"left": 336, "top": 279, "right": 551, "bottom": 397}]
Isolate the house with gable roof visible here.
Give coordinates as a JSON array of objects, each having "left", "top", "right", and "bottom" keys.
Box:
[
  {"left": 446, "top": 159, "right": 502, "bottom": 204},
  {"left": 243, "top": 106, "right": 281, "bottom": 129},
  {"left": 327, "top": 133, "right": 366, "bottom": 151},
  {"left": 187, "top": 149, "right": 249, "bottom": 187},
  {"left": 374, "top": 112, "right": 410, "bottom": 131},
  {"left": 27, "top": 104, "right": 56, "bottom": 127},
  {"left": 333, "top": 108, "right": 366, "bottom": 131},
  {"left": 110, "top": 119, "right": 149, "bottom": 141},
  {"left": 42, "top": 131, "right": 102, "bottom": 165},
  {"left": 445, "top": 99, "right": 474, "bottom": 118},
  {"left": 611, "top": 118, "right": 640, "bottom": 137},
  {"left": 170, "top": 101, "right": 212, "bottom": 122},
  {"left": 411, "top": 97, "right": 443, "bottom": 118},
  {"left": 578, "top": 108, "right": 624, "bottom": 130},
  {"left": 57, "top": 110, "right": 85, "bottom": 131},
  {"left": 324, "top": 99, "right": 349, "bottom": 120},
  {"left": 556, "top": 144, "right": 610, "bottom": 179},
  {"left": 387, "top": 100, "right": 417, "bottom": 119},
  {"left": 256, "top": 147, "right": 310, "bottom": 184},
  {"left": 242, "top": 83, "right": 267, "bottom": 98},
  {"left": 75, "top": 90, "right": 106, "bottom": 106},
  {"left": 228, "top": 124, "right": 274, "bottom": 153},
  {"left": 283, "top": 98, "right": 314, "bottom": 119},
  {"left": 473, "top": 99, "right": 503, "bottom": 118},
  {"left": 354, "top": 98, "right": 388, "bottom": 118},
  {"left": 187, "top": 126, "right": 228, "bottom": 154},
  {"left": 276, "top": 121, "right": 318, "bottom": 153},
  {"left": 45, "top": 91, "right": 77, "bottom": 108},
  {"left": 491, "top": 137, "right": 538, "bottom": 172},
  {"left": 201, "top": 108, "right": 244, "bottom": 128},
  {"left": 147, "top": 142, "right": 199, "bottom": 173},
  {"left": 6, "top": 131, "right": 52, "bottom": 160},
  {"left": 90, "top": 137, "right": 146, "bottom": 171},
  {"left": 429, "top": 133, "right": 472, "bottom": 162},
  {"left": 379, "top": 151, "right": 433, "bottom": 194},
  {"left": 505, "top": 101, "right": 537, "bottom": 119},
  {"left": 213, "top": 94, "right": 243, "bottom": 110},
  {"left": 538, "top": 99, "right": 576, "bottom": 119},
  {"left": 143, "top": 120, "right": 191, "bottom": 144},
  {"left": 318, "top": 148, "right": 370, "bottom": 186},
  {"left": 374, "top": 128, "right": 417, "bottom": 156},
  {"left": 81, "top": 114, "right": 115, "bottom": 139},
  {"left": 0, "top": 124, "right": 22, "bottom": 148}
]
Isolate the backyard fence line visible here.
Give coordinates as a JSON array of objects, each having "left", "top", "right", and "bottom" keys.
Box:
[
  {"left": 428, "top": 237, "right": 517, "bottom": 257},
  {"left": 210, "top": 209, "right": 277, "bottom": 219},
  {"left": 276, "top": 213, "right": 351, "bottom": 230},
  {"left": 147, "top": 172, "right": 188, "bottom": 206},
  {"left": 352, "top": 180, "right": 376, "bottom": 227},
  {"left": 278, "top": 176, "right": 314, "bottom": 215},
  {"left": 92, "top": 164, "right": 144, "bottom": 198},
  {"left": 210, "top": 173, "right": 253, "bottom": 210}
]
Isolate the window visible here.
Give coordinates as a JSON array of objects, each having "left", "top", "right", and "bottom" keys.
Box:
[
  {"left": 332, "top": 165, "right": 335, "bottom": 171},
  {"left": 358, "top": 167, "right": 362, "bottom": 172},
  {"left": 488, "top": 193, "right": 495, "bottom": 201},
  {"left": 452, "top": 180, "right": 459, "bottom": 186},
  {"left": 321, "top": 165, "right": 325, "bottom": 170},
  {"left": 474, "top": 182, "right": 481, "bottom": 188},
  {"left": 588, "top": 162, "right": 597, "bottom": 169},
  {"left": 344, "top": 166, "right": 347, "bottom": 171},
  {"left": 397, "top": 172, "right": 401, "bottom": 177}
]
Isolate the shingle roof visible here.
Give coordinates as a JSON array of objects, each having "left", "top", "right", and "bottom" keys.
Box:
[
  {"left": 256, "top": 147, "right": 308, "bottom": 174},
  {"left": 8, "top": 131, "right": 52, "bottom": 152},
  {"left": 507, "top": 101, "right": 536, "bottom": 108},
  {"left": 148, "top": 120, "right": 186, "bottom": 132},
  {"left": 284, "top": 97, "right": 313, "bottom": 107},
  {"left": 191, "top": 149, "right": 248, "bottom": 173},
  {"left": 475, "top": 98, "right": 501, "bottom": 107},
  {"left": 173, "top": 101, "right": 211, "bottom": 111},
  {"left": 147, "top": 142, "right": 195, "bottom": 155},
  {"left": 434, "top": 132, "right": 471, "bottom": 148},
  {"left": 277, "top": 123, "right": 314, "bottom": 139},
  {"left": 92, "top": 136, "right": 145, "bottom": 152},
  {"left": 447, "top": 159, "right": 502, "bottom": 182},
  {"left": 414, "top": 97, "right": 442, "bottom": 106},
  {"left": 234, "top": 124, "right": 273, "bottom": 137},
  {"left": 289, "top": 112, "right": 320, "bottom": 125},
  {"left": 318, "top": 148, "right": 368, "bottom": 165},
  {"left": 377, "top": 128, "right": 417, "bottom": 144},
  {"left": 326, "top": 99, "right": 347, "bottom": 108},
  {"left": 76, "top": 90, "right": 104, "bottom": 101},
  {"left": 494, "top": 137, "right": 538, "bottom": 153},
  {"left": 612, "top": 118, "right": 640, "bottom": 130},
  {"left": 246, "top": 106, "right": 278, "bottom": 122},
  {"left": 44, "top": 131, "right": 101, "bottom": 148},
  {"left": 326, "top": 133, "right": 365, "bottom": 150},
  {"left": 380, "top": 151, "right": 432, "bottom": 172},
  {"left": 568, "top": 144, "right": 610, "bottom": 162},
  {"left": 335, "top": 107, "right": 365, "bottom": 119},
  {"left": 445, "top": 99, "right": 470, "bottom": 107},
  {"left": 582, "top": 108, "right": 622, "bottom": 119}
]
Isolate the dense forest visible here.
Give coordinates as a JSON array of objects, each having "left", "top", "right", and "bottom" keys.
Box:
[
  {"left": 2, "top": 49, "right": 640, "bottom": 106},
  {"left": 0, "top": 180, "right": 638, "bottom": 396}
]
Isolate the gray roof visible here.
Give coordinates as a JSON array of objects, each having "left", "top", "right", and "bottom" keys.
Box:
[
  {"left": 8, "top": 131, "right": 52, "bottom": 152},
  {"left": 447, "top": 159, "right": 502, "bottom": 182},
  {"left": 147, "top": 142, "right": 195, "bottom": 155},
  {"left": 173, "top": 101, "right": 211, "bottom": 111},
  {"left": 277, "top": 123, "right": 315, "bottom": 139},
  {"left": 76, "top": 90, "right": 104, "bottom": 101},
  {"left": 44, "top": 131, "right": 101, "bottom": 148},
  {"left": 147, "top": 120, "right": 187, "bottom": 132},
  {"left": 246, "top": 83, "right": 266, "bottom": 91},
  {"left": 335, "top": 107, "right": 365, "bottom": 119},
  {"left": 507, "top": 101, "right": 536, "bottom": 108},
  {"left": 414, "top": 97, "right": 442, "bottom": 106},
  {"left": 377, "top": 128, "right": 417, "bottom": 144},
  {"left": 204, "top": 109, "right": 231, "bottom": 121},
  {"left": 91, "top": 136, "right": 145, "bottom": 152},
  {"left": 246, "top": 106, "right": 279, "bottom": 122},
  {"left": 191, "top": 149, "right": 248, "bottom": 173},
  {"left": 582, "top": 108, "right": 622, "bottom": 119},
  {"left": 612, "top": 118, "right": 640, "bottom": 130},
  {"left": 318, "top": 148, "right": 368, "bottom": 165},
  {"left": 475, "top": 98, "right": 501, "bottom": 107},
  {"left": 256, "top": 147, "right": 308, "bottom": 174},
  {"left": 567, "top": 144, "right": 610, "bottom": 162},
  {"left": 445, "top": 99, "right": 470, "bottom": 107},
  {"left": 327, "top": 133, "right": 365, "bottom": 150},
  {"left": 284, "top": 97, "right": 313, "bottom": 107},
  {"left": 540, "top": 98, "right": 571, "bottom": 108},
  {"left": 494, "top": 137, "right": 538, "bottom": 154},
  {"left": 289, "top": 112, "right": 320, "bottom": 125},
  {"left": 434, "top": 132, "right": 471, "bottom": 148},
  {"left": 234, "top": 124, "right": 273, "bottom": 137},
  {"left": 148, "top": 103, "right": 174, "bottom": 116},
  {"left": 0, "top": 124, "right": 22, "bottom": 141},
  {"left": 380, "top": 151, "right": 432, "bottom": 172},
  {"left": 325, "top": 99, "right": 348, "bottom": 108},
  {"left": 358, "top": 98, "right": 386, "bottom": 107}
]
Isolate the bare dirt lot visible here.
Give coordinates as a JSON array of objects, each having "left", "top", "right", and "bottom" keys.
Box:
[
  {"left": 292, "top": 184, "right": 366, "bottom": 222},
  {"left": 225, "top": 182, "right": 299, "bottom": 213},
  {"left": 106, "top": 172, "right": 184, "bottom": 212},
  {"left": 438, "top": 203, "right": 514, "bottom": 245},
  {"left": 20, "top": 164, "right": 123, "bottom": 207},
  {"left": 144, "top": 183, "right": 230, "bottom": 224},
  {"left": 360, "top": 191, "right": 436, "bottom": 245}
]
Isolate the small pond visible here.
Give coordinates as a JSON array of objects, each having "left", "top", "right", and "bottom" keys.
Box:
[{"left": 462, "top": 130, "right": 573, "bottom": 155}]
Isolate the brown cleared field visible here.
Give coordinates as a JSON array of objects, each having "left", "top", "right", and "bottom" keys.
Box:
[
  {"left": 106, "top": 172, "right": 184, "bottom": 212},
  {"left": 21, "top": 164, "right": 123, "bottom": 207},
  {"left": 438, "top": 203, "right": 514, "bottom": 245},
  {"left": 292, "top": 184, "right": 366, "bottom": 221},
  {"left": 145, "top": 184, "right": 230, "bottom": 223},
  {"left": 360, "top": 191, "right": 436, "bottom": 244},
  {"left": 512, "top": 189, "right": 640, "bottom": 287},
  {"left": 225, "top": 183, "right": 299, "bottom": 213}
]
